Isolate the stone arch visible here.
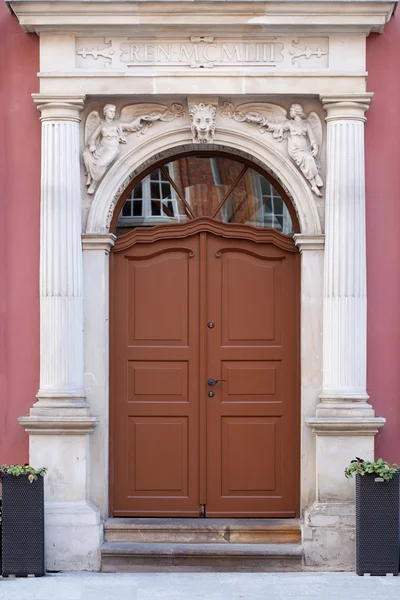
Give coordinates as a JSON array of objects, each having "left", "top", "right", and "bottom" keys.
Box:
[{"left": 86, "top": 126, "right": 322, "bottom": 235}]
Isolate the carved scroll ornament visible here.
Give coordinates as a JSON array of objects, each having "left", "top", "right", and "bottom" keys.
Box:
[
  {"left": 83, "top": 103, "right": 185, "bottom": 194},
  {"left": 222, "top": 101, "right": 323, "bottom": 196}
]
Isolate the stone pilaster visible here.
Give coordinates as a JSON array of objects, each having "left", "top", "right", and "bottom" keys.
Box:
[
  {"left": 310, "top": 93, "right": 385, "bottom": 430},
  {"left": 82, "top": 233, "right": 116, "bottom": 519},
  {"left": 303, "top": 94, "right": 385, "bottom": 571},
  {"left": 294, "top": 234, "right": 324, "bottom": 512},
  {"left": 19, "top": 95, "right": 101, "bottom": 572},
  {"left": 33, "top": 96, "right": 88, "bottom": 414},
  {"left": 321, "top": 95, "right": 373, "bottom": 407}
]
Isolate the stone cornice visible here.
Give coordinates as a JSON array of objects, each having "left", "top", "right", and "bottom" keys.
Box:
[
  {"left": 19, "top": 415, "right": 99, "bottom": 435},
  {"left": 82, "top": 233, "right": 117, "bottom": 253},
  {"left": 8, "top": 1, "right": 396, "bottom": 34},
  {"left": 293, "top": 234, "right": 325, "bottom": 252},
  {"left": 306, "top": 416, "right": 386, "bottom": 436}
]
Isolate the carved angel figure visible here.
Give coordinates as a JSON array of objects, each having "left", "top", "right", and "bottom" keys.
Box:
[
  {"left": 222, "top": 102, "right": 323, "bottom": 196},
  {"left": 83, "top": 103, "right": 185, "bottom": 194}
]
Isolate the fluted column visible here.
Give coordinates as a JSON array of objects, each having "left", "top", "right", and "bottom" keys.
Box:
[
  {"left": 307, "top": 94, "right": 384, "bottom": 497},
  {"left": 32, "top": 95, "right": 89, "bottom": 415},
  {"left": 18, "top": 95, "right": 100, "bottom": 572},
  {"left": 309, "top": 94, "right": 385, "bottom": 425},
  {"left": 303, "top": 95, "right": 385, "bottom": 570},
  {"left": 321, "top": 95, "right": 370, "bottom": 405}
]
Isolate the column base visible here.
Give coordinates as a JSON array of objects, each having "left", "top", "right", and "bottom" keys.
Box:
[
  {"left": 45, "top": 501, "right": 102, "bottom": 571},
  {"left": 303, "top": 502, "right": 356, "bottom": 570},
  {"left": 308, "top": 399, "right": 385, "bottom": 435},
  {"left": 32, "top": 391, "right": 91, "bottom": 417}
]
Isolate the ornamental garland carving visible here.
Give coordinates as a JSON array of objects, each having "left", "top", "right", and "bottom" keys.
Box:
[
  {"left": 221, "top": 101, "right": 323, "bottom": 196},
  {"left": 83, "top": 103, "right": 185, "bottom": 194}
]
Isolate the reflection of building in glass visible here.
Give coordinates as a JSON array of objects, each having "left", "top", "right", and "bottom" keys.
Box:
[{"left": 117, "top": 155, "right": 293, "bottom": 235}]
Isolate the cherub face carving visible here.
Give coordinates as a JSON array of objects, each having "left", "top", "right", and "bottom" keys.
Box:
[{"left": 189, "top": 103, "right": 217, "bottom": 143}]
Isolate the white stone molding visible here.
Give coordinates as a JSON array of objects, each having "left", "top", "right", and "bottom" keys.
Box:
[
  {"left": 10, "top": 2, "right": 395, "bottom": 35},
  {"left": 44, "top": 501, "right": 101, "bottom": 571},
  {"left": 307, "top": 418, "right": 386, "bottom": 436},
  {"left": 189, "top": 102, "right": 217, "bottom": 143},
  {"left": 18, "top": 416, "right": 98, "bottom": 435},
  {"left": 28, "top": 94, "right": 90, "bottom": 414},
  {"left": 86, "top": 128, "right": 322, "bottom": 236},
  {"left": 293, "top": 234, "right": 324, "bottom": 512},
  {"left": 294, "top": 233, "right": 325, "bottom": 253},
  {"left": 9, "top": 2, "right": 397, "bottom": 100},
  {"left": 82, "top": 233, "right": 116, "bottom": 253},
  {"left": 222, "top": 101, "right": 324, "bottom": 197},
  {"left": 83, "top": 128, "right": 323, "bottom": 526},
  {"left": 318, "top": 93, "right": 378, "bottom": 407},
  {"left": 301, "top": 94, "right": 385, "bottom": 570},
  {"left": 82, "top": 233, "right": 116, "bottom": 518},
  {"left": 18, "top": 94, "right": 101, "bottom": 572},
  {"left": 83, "top": 102, "right": 185, "bottom": 194}
]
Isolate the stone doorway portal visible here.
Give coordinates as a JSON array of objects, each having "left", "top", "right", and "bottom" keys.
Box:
[{"left": 110, "top": 152, "right": 300, "bottom": 517}]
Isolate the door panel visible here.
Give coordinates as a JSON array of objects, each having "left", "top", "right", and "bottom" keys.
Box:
[
  {"left": 111, "top": 226, "right": 299, "bottom": 517},
  {"left": 206, "top": 234, "right": 299, "bottom": 516},
  {"left": 112, "top": 236, "right": 200, "bottom": 516}
]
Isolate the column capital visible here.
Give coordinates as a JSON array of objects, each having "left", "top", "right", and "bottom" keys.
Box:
[
  {"left": 320, "top": 93, "right": 373, "bottom": 123},
  {"left": 293, "top": 234, "right": 325, "bottom": 253},
  {"left": 32, "top": 94, "right": 86, "bottom": 122},
  {"left": 82, "top": 233, "right": 116, "bottom": 254}
]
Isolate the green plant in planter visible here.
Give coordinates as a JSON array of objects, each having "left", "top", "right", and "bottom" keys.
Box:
[
  {"left": 0, "top": 464, "right": 47, "bottom": 484},
  {"left": 345, "top": 457, "right": 400, "bottom": 482}
]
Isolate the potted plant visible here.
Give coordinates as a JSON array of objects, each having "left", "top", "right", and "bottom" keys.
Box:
[
  {"left": 0, "top": 464, "right": 47, "bottom": 577},
  {"left": 345, "top": 457, "right": 400, "bottom": 576},
  {"left": 0, "top": 496, "right": 2, "bottom": 574}
]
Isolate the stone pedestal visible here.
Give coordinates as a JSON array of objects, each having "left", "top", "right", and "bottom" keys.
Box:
[
  {"left": 19, "top": 95, "right": 101, "bottom": 571},
  {"left": 304, "top": 94, "right": 385, "bottom": 570}
]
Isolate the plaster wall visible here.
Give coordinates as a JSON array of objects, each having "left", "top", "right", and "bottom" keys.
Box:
[
  {"left": 0, "top": 3, "right": 40, "bottom": 464},
  {"left": 366, "top": 16, "right": 400, "bottom": 463}
]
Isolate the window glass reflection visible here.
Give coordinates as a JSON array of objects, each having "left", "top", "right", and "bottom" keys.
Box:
[
  {"left": 116, "top": 155, "right": 293, "bottom": 236},
  {"left": 217, "top": 168, "right": 293, "bottom": 234}
]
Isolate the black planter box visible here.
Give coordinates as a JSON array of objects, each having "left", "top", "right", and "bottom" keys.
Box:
[
  {"left": 1, "top": 475, "right": 45, "bottom": 577},
  {"left": 356, "top": 472, "right": 400, "bottom": 576}
]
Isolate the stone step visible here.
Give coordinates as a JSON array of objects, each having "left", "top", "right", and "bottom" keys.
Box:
[
  {"left": 101, "top": 541, "right": 303, "bottom": 573},
  {"left": 104, "top": 518, "right": 301, "bottom": 544}
]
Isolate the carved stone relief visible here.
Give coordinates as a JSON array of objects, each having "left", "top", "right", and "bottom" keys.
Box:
[
  {"left": 83, "top": 103, "right": 185, "bottom": 194},
  {"left": 75, "top": 36, "right": 329, "bottom": 70},
  {"left": 222, "top": 102, "right": 323, "bottom": 196},
  {"left": 189, "top": 103, "right": 217, "bottom": 143}
]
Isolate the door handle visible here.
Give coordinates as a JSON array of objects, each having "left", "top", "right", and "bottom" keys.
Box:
[{"left": 207, "top": 378, "right": 227, "bottom": 386}]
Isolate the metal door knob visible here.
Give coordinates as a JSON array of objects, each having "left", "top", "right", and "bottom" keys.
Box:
[{"left": 207, "top": 378, "right": 227, "bottom": 386}]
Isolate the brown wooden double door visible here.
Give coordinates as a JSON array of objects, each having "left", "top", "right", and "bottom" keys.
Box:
[{"left": 111, "top": 223, "right": 300, "bottom": 517}]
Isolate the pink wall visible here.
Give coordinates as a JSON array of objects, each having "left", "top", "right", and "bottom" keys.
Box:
[
  {"left": 0, "top": 5, "right": 40, "bottom": 464},
  {"left": 366, "top": 14, "right": 400, "bottom": 462},
  {"left": 0, "top": 5, "right": 399, "bottom": 466}
]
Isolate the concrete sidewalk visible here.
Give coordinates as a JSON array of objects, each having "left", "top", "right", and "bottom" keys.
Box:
[{"left": 1, "top": 572, "right": 400, "bottom": 600}]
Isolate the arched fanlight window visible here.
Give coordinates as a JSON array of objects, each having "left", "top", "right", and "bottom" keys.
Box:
[{"left": 116, "top": 154, "right": 294, "bottom": 236}]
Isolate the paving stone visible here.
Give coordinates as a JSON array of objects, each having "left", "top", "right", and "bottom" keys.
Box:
[{"left": 1, "top": 572, "right": 400, "bottom": 600}]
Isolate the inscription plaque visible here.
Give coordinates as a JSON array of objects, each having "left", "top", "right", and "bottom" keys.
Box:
[{"left": 76, "top": 36, "right": 329, "bottom": 70}]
